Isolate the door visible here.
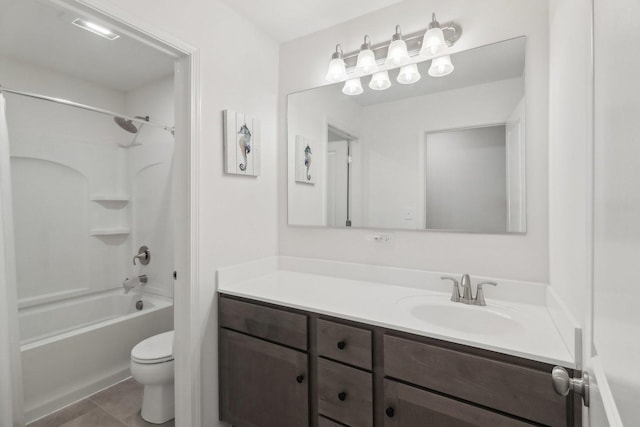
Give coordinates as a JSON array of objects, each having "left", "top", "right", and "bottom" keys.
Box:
[
  {"left": 326, "top": 140, "right": 349, "bottom": 227},
  {"left": 219, "top": 329, "right": 309, "bottom": 427},
  {"left": 580, "top": 0, "right": 638, "bottom": 425}
]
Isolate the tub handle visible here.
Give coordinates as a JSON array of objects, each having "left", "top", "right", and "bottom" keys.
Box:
[{"left": 133, "top": 246, "right": 150, "bottom": 266}]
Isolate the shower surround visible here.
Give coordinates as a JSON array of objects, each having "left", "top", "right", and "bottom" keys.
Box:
[{"left": 1, "top": 56, "right": 176, "bottom": 422}]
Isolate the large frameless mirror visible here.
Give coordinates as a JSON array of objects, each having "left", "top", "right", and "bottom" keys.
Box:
[{"left": 287, "top": 36, "right": 526, "bottom": 234}]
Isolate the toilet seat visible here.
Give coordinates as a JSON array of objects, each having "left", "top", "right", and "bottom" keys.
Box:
[{"left": 131, "top": 330, "right": 174, "bottom": 364}]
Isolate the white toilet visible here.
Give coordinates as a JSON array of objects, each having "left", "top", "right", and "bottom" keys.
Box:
[{"left": 130, "top": 330, "right": 175, "bottom": 424}]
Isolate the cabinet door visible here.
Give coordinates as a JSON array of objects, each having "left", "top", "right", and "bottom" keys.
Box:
[
  {"left": 384, "top": 380, "right": 533, "bottom": 427},
  {"left": 220, "top": 329, "right": 309, "bottom": 427}
]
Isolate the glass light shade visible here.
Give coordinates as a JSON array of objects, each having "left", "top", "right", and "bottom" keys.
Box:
[
  {"left": 355, "top": 49, "right": 378, "bottom": 74},
  {"left": 342, "top": 78, "right": 364, "bottom": 96},
  {"left": 385, "top": 39, "right": 411, "bottom": 67},
  {"left": 428, "top": 55, "right": 454, "bottom": 77},
  {"left": 397, "top": 63, "right": 421, "bottom": 85},
  {"left": 369, "top": 71, "right": 391, "bottom": 91},
  {"left": 325, "top": 57, "right": 347, "bottom": 82},
  {"left": 420, "top": 27, "right": 446, "bottom": 58}
]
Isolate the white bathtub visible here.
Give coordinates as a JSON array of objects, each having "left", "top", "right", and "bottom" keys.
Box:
[{"left": 20, "top": 290, "right": 173, "bottom": 423}]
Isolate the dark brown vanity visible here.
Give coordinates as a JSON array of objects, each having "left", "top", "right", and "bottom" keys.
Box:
[{"left": 219, "top": 293, "right": 580, "bottom": 427}]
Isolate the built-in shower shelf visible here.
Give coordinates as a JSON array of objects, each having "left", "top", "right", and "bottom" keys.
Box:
[
  {"left": 90, "top": 228, "right": 130, "bottom": 236},
  {"left": 90, "top": 195, "right": 130, "bottom": 203}
]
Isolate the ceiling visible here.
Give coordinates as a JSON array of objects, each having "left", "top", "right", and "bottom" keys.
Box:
[
  {"left": 219, "top": 0, "right": 407, "bottom": 42},
  {"left": 0, "top": 0, "right": 175, "bottom": 92}
]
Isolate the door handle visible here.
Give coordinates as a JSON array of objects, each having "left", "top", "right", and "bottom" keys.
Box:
[{"left": 552, "top": 366, "right": 590, "bottom": 407}]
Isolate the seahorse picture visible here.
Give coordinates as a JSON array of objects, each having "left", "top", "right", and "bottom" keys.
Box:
[
  {"left": 295, "top": 135, "right": 316, "bottom": 184},
  {"left": 223, "top": 110, "right": 261, "bottom": 176}
]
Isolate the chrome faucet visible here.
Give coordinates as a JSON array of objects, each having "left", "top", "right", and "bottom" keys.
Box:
[
  {"left": 122, "top": 274, "right": 148, "bottom": 294},
  {"left": 440, "top": 274, "right": 497, "bottom": 306},
  {"left": 460, "top": 274, "right": 473, "bottom": 304}
]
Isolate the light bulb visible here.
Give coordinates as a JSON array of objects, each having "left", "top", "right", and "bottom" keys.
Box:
[
  {"left": 421, "top": 27, "right": 446, "bottom": 58},
  {"left": 325, "top": 44, "right": 347, "bottom": 82},
  {"left": 397, "top": 63, "right": 421, "bottom": 84},
  {"left": 428, "top": 55, "right": 454, "bottom": 77},
  {"left": 326, "top": 58, "right": 347, "bottom": 82},
  {"left": 369, "top": 71, "right": 391, "bottom": 91},
  {"left": 342, "top": 78, "right": 364, "bottom": 96},
  {"left": 385, "top": 39, "right": 410, "bottom": 67},
  {"left": 355, "top": 35, "right": 379, "bottom": 75},
  {"left": 385, "top": 26, "right": 410, "bottom": 68}
]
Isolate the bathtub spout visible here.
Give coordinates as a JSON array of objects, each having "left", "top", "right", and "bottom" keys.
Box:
[{"left": 122, "top": 275, "right": 148, "bottom": 294}]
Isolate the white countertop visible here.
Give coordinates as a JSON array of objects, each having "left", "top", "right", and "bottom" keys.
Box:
[{"left": 218, "top": 269, "right": 575, "bottom": 368}]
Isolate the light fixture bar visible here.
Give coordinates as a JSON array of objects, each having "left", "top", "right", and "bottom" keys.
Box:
[
  {"left": 342, "top": 22, "right": 461, "bottom": 69},
  {"left": 72, "top": 18, "right": 120, "bottom": 40}
]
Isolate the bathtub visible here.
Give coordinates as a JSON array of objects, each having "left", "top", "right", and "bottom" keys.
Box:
[{"left": 19, "top": 290, "right": 173, "bottom": 423}]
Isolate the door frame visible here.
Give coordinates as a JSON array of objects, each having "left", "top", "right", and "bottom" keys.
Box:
[{"left": 43, "top": 1, "right": 202, "bottom": 425}]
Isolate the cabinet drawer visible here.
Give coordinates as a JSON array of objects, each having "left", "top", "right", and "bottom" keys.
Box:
[
  {"left": 318, "top": 358, "right": 372, "bottom": 427},
  {"left": 220, "top": 296, "right": 307, "bottom": 350},
  {"left": 384, "top": 335, "right": 567, "bottom": 427},
  {"left": 384, "top": 379, "right": 533, "bottom": 427},
  {"left": 319, "top": 416, "right": 346, "bottom": 427},
  {"left": 317, "top": 319, "right": 372, "bottom": 370}
]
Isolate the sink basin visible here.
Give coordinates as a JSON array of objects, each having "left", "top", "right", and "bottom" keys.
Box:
[{"left": 397, "top": 295, "right": 523, "bottom": 336}]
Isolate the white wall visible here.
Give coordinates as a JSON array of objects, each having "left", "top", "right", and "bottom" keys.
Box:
[
  {"left": 279, "top": 0, "right": 549, "bottom": 283},
  {"left": 125, "top": 77, "right": 175, "bottom": 299},
  {"left": 548, "top": 0, "right": 591, "bottom": 326},
  {"left": 83, "top": 1, "right": 280, "bottom": 425}
]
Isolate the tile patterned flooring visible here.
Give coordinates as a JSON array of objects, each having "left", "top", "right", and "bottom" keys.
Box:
[{"left": 28, "top": 378, "right": 175, "bottom": 427}]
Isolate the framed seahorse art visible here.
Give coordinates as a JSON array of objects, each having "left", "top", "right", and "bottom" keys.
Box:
[
  {"left": 223, "top": 110, "right": 261, "bottom": 176},
  {"left": 295, "top": 135, "right": 316, "bottom": 184}
]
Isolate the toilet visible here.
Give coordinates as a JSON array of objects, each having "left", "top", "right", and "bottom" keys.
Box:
[{"left": 130, "top": 330, "right": 175, "bottom": 424}]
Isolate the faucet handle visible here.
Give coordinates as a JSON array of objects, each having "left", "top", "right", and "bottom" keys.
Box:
[
  {"left": 475, "top": 281, "right": 497, "bottom": 306},
  {"left": 441, "top": 276, "right": 461, "bottom": 302},
  {"left": 133, "top": 246, "right": 150, "bottom": 266}
]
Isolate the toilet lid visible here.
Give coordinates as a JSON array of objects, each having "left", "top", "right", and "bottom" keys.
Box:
[{"left": 131, "top": 330, "right": 174, "bottom": 364}]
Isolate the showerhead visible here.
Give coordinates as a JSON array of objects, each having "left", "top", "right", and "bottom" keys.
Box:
[
  {"left": 113, "top": 115, "right": 149, "bottom": 133},
  {"left": 114, "top": 117, "right": 137, "bottom": 133}
]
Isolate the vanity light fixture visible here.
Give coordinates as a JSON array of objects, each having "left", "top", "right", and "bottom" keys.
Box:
[
  {"left": 324, "top": 13, "right": 461, "bottom": 90},
  {"left": 355, "top": 36, "right": 379, "bottom": 75},
  {"left": 385, "top": 25, "right": 411, "bottom": 68},
  {"left": 420, "top": 13, "right": 447, "bottom": 58},
  {"left": 325, "top": 44, "right": 347, "bottom": 82},
  {"left": 397, "top": 63, "right": 421, "bottom": 84},
  {"left": 342, "top": 78, "right": 364, "bottom": 96},
  {"left": 369, "top": 71, "right": 391, "bottom": 91},
  {"left": 428, "top": 55, "right": 455, "bottom": 77},
  {"left": 72, "top": 18, "right": 120, "bottom": 40}
]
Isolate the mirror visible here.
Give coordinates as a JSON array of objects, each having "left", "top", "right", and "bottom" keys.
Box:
[{"left": 287, "top": 37, "right": 526, "bottom": 233}]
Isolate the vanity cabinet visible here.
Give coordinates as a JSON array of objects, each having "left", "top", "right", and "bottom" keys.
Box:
[
  {"left": 218, "top": 294, "right": 580, "bottom": 427},
  {"left": 219, "top": 297, "right": 309, "bottom": 427}
]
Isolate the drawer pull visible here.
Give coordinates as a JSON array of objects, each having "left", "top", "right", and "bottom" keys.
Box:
[
  {"left": 337, "top": 341, "right": 346, "bottom": 350},
  {"left": 296, "top": 375, "right": 305, "bottom": 384},
  {"left": 385, "top": 407, "right": 395, "bottom": 418},
  {"left": 338, "top": 391, "right": 347, "bottom": 401}
]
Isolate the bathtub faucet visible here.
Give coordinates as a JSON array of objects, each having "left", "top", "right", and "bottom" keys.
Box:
[{"left": 122, "top": 275, "right": 148, "bottom": 294}]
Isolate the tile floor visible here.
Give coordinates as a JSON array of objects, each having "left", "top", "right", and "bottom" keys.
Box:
[{"left": 27, "top": 378, "right": 175, "bottom": 427}]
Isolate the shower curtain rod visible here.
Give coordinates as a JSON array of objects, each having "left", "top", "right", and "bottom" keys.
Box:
[{"left": 0, "top": 85, "right": 175, "bottom": 133}]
